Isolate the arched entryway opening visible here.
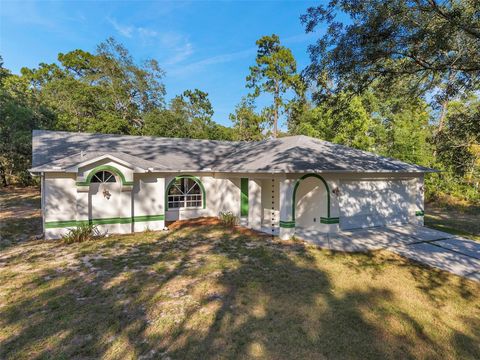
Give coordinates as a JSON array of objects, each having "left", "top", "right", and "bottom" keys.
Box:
[{"left": 293, "top": 174, "right": 331, "bottom": 230}]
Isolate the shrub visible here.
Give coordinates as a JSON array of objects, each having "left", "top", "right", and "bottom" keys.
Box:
[
  {"left": 219, "top": 211, "right": 238, "bottom": 227},
  {"left": 63, "top": 223, "right": 101, "bottom": 244}
]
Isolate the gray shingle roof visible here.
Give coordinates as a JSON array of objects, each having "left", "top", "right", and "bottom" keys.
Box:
[
  {"left": 31, "top": 130, "right": 435, "bottom": 173},
  {"left": 30, "top": 151, "right": 167, "bottom": 172}
]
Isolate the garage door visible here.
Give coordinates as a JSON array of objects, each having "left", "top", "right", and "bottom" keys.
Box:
[{"left": 338, "top": 180, "right": 412, "bottom": 230}]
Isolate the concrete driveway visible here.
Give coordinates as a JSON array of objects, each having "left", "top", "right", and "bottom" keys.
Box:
[{"left": 296, "top": 224, "right": 480, "bottom": 282}]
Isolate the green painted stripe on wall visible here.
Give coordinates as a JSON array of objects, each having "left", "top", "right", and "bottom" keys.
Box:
[
  {"left": 280, "top": 221, "right": 295, "bottom": 228},
  {"left": 240, "top": 178, "right": 249, "bottom": 217},
  {"left": 45, "top": 220, "right": 81, "bottom": 228},
  {"left": 320, "top": 217, "right": 340, "bottom": 224},
  {"left": 45, "top": 215, "right": 165, "bottom": 229},
  {"left": 415, "top": 210, "right": 425, "bottom": 216},
  {"left": 133, "top": 214, "right": 165, "bottom": 222}
]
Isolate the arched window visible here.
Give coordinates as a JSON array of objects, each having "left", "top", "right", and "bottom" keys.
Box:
[
  {"left": 90, "top": 171, "right": 117, "bottom": 183},
  {"left": 167, "top": 177, "right": 203, "bottom": 209}
]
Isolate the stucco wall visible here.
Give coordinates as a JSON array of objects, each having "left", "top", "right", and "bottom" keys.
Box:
[
  {"left": 133, "top": 174, "right": 165, "bottom": 231},
  {"left": 44, "top": 172, "right": 78, "bottom": 239},
  {"left": 41, "top": 167, "right": 425, "bottom": 239},
  {"left": 295, "top": 176, "right": 328, "bottom": 230},
  {"left": 164, "top": 174, "right": 241, "bottom": 222}
]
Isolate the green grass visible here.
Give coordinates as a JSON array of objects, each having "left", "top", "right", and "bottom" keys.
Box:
[{"left": 0, "top": 188, "right": 479, "bottom": 359}]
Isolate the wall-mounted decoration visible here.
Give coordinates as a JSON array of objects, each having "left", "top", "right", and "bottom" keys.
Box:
[{"left": 103, "top": 189, "right": 111, "bottom": 199}]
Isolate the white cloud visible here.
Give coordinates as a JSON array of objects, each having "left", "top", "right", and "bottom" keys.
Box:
[
  {"left": 158, "top": 32, "right": 194, "bottom": 65},
  {"left": 106, "top": 17, "right": 134, "bottom": 38},
  {"left": 167, "top": 47, "right": 255, "bottom": 77},
  {"left": 106, "top": 18, "right": 194, "bottom": 65}
]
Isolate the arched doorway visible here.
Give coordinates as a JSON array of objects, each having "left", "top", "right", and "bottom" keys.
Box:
[{"left": 293, "top": 174, "right": 330, "bottom": 230}]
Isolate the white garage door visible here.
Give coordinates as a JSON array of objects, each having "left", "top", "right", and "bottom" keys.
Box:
[{"left": 339, "top": 180, "right": 412, "bottom": 230}]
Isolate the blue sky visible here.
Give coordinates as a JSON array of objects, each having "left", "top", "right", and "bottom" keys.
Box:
[{"left": 0, "top": 0, "right": 323, "bottom": 127}]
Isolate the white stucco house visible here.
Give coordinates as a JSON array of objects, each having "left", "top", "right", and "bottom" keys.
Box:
[{"left": 30, "top": 130, "right": 434, "bottom": 240}]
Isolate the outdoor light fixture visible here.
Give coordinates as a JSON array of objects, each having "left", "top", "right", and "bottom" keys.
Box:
[
  {"left": 419, "top": 185, "right": 424, "bottom": 192},
  {"left": 332, "top": 187, "right": 340, "bottom": 196},
  {"left": 103, "top": 189, "right": 111, "bottom": 199}
]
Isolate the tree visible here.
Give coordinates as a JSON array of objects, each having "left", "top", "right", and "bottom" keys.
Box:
[
  {"left": 142, "top": 108, "right": 190, "bottom": 138},
  {"left": 170, "top": 89, "right": 217, "bottom": 139},
  {"left": 20, "top": 37, "right": 166, "bottom": 134},
  {"left": 301, "top": 0, "right": 480, "bottom": 125},
  {"left": 292, "top": 93, "right": 378, "bottom": 151},
  {"left": 229, "top": 96, "right": 266, "bottom": 141},
  {"left": 435, "top": 96, "right": 480, "bottom": 177},
  {"left": 0, "top": 61, "right": 54, "bottom": 186},
  {"left": 247, "top": 34, "right": 304, "bottom": 137}
]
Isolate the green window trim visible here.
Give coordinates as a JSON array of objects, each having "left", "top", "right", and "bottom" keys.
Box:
[
  {"left": 240, "top": 178, "right": 249, "bottom": 217},
  {"left": 415, "top": 210, "right": 425, "bottom": 216},
  {"left": 292, "top": 174, "right": 331, "bottom": 223},
  {"left": 165, "top": 175, "right": 206, "bottom": 211},
  {"left": 76, "top": 165, "right": 133, "bottom": 186},
  {"left": 45, "top": 214, "right": 165, "bottom": 229}
]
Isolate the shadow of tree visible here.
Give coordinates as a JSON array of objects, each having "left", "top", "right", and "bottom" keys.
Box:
[{"left": 1, "top": 224, "right": 479, "bottom": 359}]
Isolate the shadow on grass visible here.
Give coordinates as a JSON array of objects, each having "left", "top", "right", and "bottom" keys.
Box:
[{"left": 1, "top": 224, "right": 479, "bottom": 359}]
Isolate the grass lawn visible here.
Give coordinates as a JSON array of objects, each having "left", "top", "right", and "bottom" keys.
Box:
[
  {"left": 425, "top": 201, "right": 480, "bottom": 241},
  {"left": 1, "top": 188, "right": 479, "bottom": 359}
]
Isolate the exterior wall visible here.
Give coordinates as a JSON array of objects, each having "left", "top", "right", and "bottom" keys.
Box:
[
  {"left": 164, "top": 174, "right": 241, "bottom": 222},
  {"left": 43, "top": 159, "right": 158, "bottom": 239},
  {"left": 133, "top": 173, "right": 165, "bottom": 231},
  {"left": 248, "top": 179, "right": 263, "bottom": 231},
  {"left": 41, "top": 166, "right": 425, "bottom": 240},
  {"left": 295, "top": 176, "right": 329, "bottom": 231},
  {"left": 44, "top": 172, "right": 78, "bottom": 239}
]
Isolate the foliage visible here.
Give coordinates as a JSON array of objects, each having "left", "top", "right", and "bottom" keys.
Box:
[
  {"left": 291, "top": 93, "right": 378, "bottom": 151},
  {"left": 219, "top": 211, "right": 238, "bottom": 227},
  {"left": 229, "top": 96, "right": 266, "bottom": 141},
  {"left": 21, "top": 38, "right": 166, "bottom": 134},
  {"left": 247, "top": 34, "right": 304, "bottom": 137},
  {"left": 434, "top": 96, "right": 480, "bottom": 177},
  {"left": 62, "top": 223, "right": 101, "bottom": 244},
  {"left": 0, "top": 39, "right": 235, "bottom": 186},
  {"left": 167, "top": 89, "right": 234, "bottom": 140},
  {"left": 301, "top": 0, "right": 480, "bottom": 107},
  {"left": 0, "top": 60, "right": 55, "bottom": 186}
]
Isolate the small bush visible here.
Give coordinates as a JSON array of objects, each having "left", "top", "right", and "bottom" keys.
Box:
[
  {"left": 63, "top": 223, "right": 101, "bottom": 244},
  {"left": 219, "top": 211, "right": 238, "bottom": 227}
]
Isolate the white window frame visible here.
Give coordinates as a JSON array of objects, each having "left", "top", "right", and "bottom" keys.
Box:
[
  {"left": 167, "top": 178, "right": 203, "bottom": 209},
  {"left": 91, "top": 171, "right": 116, "bottom": 183}
]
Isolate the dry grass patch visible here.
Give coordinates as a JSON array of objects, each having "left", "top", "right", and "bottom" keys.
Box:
[{"left": 0, "top": 188, "right": 479, "bottom": 359}]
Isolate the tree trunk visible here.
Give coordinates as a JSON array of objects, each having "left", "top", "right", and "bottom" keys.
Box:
[
  {"left": 0, "top": 163, "right": 8, "bottom": 187},
  {"left": 273, "top": 80, "right": 279, "bottom": 138},
  {"left": 438, "top": 99, "right": 448, "bottom": 132}
]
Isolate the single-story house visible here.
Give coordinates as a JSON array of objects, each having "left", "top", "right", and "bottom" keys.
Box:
[{"left": 30, "top": 130, "right": 434, "bottom": 240}]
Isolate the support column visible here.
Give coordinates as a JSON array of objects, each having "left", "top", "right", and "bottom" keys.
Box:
[
  {"left": 279, "top": 178, "right": 296, "bottom": 240},
  {"left": 248, "top": 179, "right": 262, "bottom": 231}
]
